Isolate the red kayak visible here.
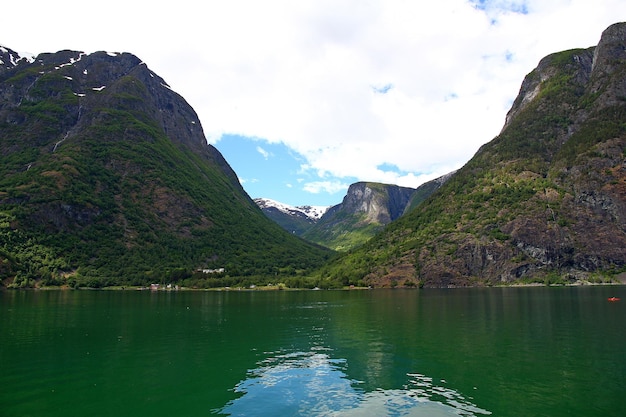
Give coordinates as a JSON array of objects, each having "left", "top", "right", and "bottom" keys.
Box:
[{"left": 608, "top": 297, "right": 621, "bottom": 302}]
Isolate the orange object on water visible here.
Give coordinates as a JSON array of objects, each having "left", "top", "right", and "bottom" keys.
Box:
[{"left": 608, "top": 297, "right": 620, "bottom": 302}]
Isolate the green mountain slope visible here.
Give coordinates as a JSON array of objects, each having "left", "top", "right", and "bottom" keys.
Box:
[
  {"left": 0, "top": 48, "right": 331, "bottom": 288},
  {"left": 316, "top": 22, "right": 626, "bottom": 288}
]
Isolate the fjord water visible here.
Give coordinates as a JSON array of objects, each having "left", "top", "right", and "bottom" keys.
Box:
[{"left": 1, "top": 287, "right": 624, "bottom": 416}]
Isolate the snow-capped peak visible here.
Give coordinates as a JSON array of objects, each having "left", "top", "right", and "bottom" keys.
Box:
[
  {"left": 0, "top": 45, "right": 35, "bottom": 68},
  {"left": 254, "top": 198, "right": 329, "bottom": 221}
]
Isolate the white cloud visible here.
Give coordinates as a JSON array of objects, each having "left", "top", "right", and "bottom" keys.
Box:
[
  {"left": 239, "top": 177, "right": 259, "bottom": 185},
  {"left": 3, "top": 0, "right": 625, "bottom": 193},
  {"left": 188, "top": 0, "right": 625, "bottom": 188},
  {"left": 256, "top": 146, "right": 271, "bottom": 159},
  {"left": 303, "top": 180, "right": 352, "bottom": 195}
]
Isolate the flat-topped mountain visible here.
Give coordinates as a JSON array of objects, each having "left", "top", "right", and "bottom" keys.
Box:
[{"left": 303, "top": 177, "right": 451, "bottom": 251}]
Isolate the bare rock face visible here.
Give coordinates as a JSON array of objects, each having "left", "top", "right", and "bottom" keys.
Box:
[
  {"left": 305, "top": 182, "right": 420, "bottom": 251},
  {"left": 338, "top": 182, "right": 415, "bottom": 224},
  {"left": 592, "top": 22, "right": 626, "bottom": 75}
]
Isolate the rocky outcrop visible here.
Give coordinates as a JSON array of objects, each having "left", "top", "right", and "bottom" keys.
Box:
[
  {"left": 426, "top": 23, "right": 626, "bottom": 285},
  {"left": 338, "top": 182, "right": 415, "bottom": 224},
  {"left": 302, "top": 182, "right": 417, "bottom": 251}
]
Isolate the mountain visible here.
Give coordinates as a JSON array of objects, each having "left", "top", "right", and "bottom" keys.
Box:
[
  {"left": 403, "top": 171, "right": 456, "bottom": 214},
  {"left": 303, "top": 182, "right": 420, "bottom": 251},
  {"left": 257, "top": 175, "right": 451, "bottom": 251},
  {"left": 0, "top": 46, "right": 331, "bottom": 288},
  {"left": 317, "top": 22, "right": 626, "bottom": 288},
  {"left": 254, "top": 198, "right": 328, "bottom": 235}
]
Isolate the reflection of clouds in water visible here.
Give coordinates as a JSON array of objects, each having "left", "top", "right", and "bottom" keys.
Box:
[{"left": 217, "top": 350, "right": 491, "bottom": 416}]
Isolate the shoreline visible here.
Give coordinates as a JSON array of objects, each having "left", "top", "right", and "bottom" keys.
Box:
[{"left": 2, "top": 280, "right": 625, "bottom": 292}]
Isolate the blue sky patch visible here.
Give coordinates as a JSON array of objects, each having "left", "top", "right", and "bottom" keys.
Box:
[
  {"left": 469, "top": 0, "right": 529, "bottom": 15},
  {"left": 371, "top": 83, "right": 394, "bottom": 94},
  {"left": 377, "top": 162, "right": 405, "bottom": 175},
  {"left": 215, "top": 134, "right": 348, "bottom": 207}
]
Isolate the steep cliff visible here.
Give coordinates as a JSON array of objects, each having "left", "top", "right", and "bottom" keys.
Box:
[
  {"left": 319, "top": 22, "right": 626, "bottom": 287},
  {"left": 302, "top": 182, "right": 417, "bottom": 251}
]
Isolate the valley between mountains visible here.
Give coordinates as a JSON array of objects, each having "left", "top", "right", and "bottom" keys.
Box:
[{"left": 1, "top": 22, "right": 625, "bottom": 289}]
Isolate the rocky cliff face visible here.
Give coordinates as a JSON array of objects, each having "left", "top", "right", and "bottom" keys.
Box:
[
  {"left": 338, "top": 182, "right": 415, "bottom": 224},
  {"left": 323, "top": 22, "right": 626, "bottom": 287},
  {"left": 503, "top": 23, "right": 626, "bottom": 279},
  {"left": 302, "top": 182, "right": 417, "bottom": 251}
]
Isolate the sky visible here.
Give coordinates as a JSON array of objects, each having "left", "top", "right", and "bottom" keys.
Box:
[{"left": 2, "top": 1, "right": 625, "bottom": 207}]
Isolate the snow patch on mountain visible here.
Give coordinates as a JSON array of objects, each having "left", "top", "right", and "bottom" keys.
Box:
[
  {"left": 254, "top": 198, "right": 329, "bottom": 221},
  {"left": 0, "top": 45, "right": 35, "bottom": 67}
]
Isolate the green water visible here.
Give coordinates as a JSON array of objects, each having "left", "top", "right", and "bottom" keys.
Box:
[{"left": 1, "top": 287, "right": 624, "bottom": 416}]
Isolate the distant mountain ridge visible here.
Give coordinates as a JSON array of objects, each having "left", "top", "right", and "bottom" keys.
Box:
[
  {"left": 254, "top": 198, "right": 328, "bottom": 221},
  {"left": 257, "top": 175, "right": 452, "bottom": 251},
  {"left": 0, "top": 45, "right": 331, "bottom": 287},
  {"left": 254, "top": 198, "right": 328, "bottom": 235},
  {"left": 318, "top": 22, "right": 626, "bottom": 287}
]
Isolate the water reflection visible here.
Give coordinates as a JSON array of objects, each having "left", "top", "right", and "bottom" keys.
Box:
[{"left": 216, "top": 348, "right": 491, "bottom": 416}]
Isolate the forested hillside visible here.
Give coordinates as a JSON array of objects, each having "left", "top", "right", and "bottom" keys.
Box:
[{"left": 0, "top": 47, "right": 331, "bottom": 288}]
